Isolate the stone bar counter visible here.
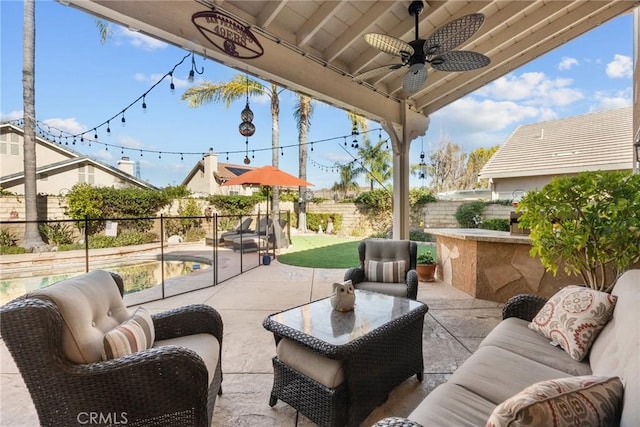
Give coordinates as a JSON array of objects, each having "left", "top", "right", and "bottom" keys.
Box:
[{"left": 427, "top": 228, "right": 575, "bottom": 303}]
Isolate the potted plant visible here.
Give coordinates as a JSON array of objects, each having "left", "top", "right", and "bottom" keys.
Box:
[
  {"left": 516, "top": 171, "right": 640, "bottom": 292},
  {"left": 416, "top": 251, "right": 437, "bottom": 282}
]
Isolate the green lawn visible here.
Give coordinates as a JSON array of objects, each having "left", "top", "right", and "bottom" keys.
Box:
[{"left": 277, "top": 235, "right": 436, "bottom": 269}]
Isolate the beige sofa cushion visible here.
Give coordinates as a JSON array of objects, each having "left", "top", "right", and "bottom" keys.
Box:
[
  {"left": 364, "top": 239, "right": 411, "bottom": 267},
  {"left": 29, "top": 270, "right": 130, "bottom": 364},
  {"left": 589, "top": 269, "right": 640, "bottom": 427},
  {"left": 409, "top": 382, "right": 496, "bottom": 427},
  {"left": 448, "top": 346, "right": 573, "bottom": 405},
  {"left": 153, "top": 333, "right": 220, "bottom": 385},
  {"left": 479, "top": 318, "right": 592, "bottom": 376},
  {"left": 276, "top": 338, "right": 344, "bottom": 388}
]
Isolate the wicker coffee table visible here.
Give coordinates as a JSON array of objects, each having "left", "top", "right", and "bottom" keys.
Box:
[{"left": 263, "top": 290, "right": 428, "bottom": 427}]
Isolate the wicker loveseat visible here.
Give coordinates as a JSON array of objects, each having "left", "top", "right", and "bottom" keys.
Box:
[
  {"left": 375, "top": 269, "right": 639, "bottom": 427},
  {"left": 0, "top": 270, "right": 223, "bottom": 427}
]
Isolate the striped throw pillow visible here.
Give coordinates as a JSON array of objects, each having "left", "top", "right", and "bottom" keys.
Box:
[
  {"left": 102, "top": 307, "right": 155, "bottom": 360},
  {"left": 365, "top": 260, "right": 406, "bottom": 283}
]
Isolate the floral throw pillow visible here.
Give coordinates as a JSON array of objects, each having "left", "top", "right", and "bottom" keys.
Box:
[
  {"left": 528, "top": 285, "right": 617, "bottom": 361},
  {"left": 102, "top": 306, "right": 155, "bottom": 360},
  {"left": 486, "top": 376, "right": 623, "bottom": 427},
  {"left": 365, "top": 259, "right": 406, "bottom": 283}
]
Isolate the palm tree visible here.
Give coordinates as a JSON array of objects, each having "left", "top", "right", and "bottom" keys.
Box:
[
  {"left": 332, "top": 163, "right": 359, "bottom": 199},
  {"left": 21, "top": 0, "right": 46, "bottom": 250},
  {"left": 182, "top": 75, "right": 285, "bottom": 218},
  {"left": 347, "top": 112, "right": 392, "bottom": 191},
  {"left": 293, "top": 94, "right": 314, "bottom": 230}
]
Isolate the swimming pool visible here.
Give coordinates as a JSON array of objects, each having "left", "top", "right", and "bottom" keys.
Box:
[{"left": 0, "top": 259, "right": 210, "bottom": 305}]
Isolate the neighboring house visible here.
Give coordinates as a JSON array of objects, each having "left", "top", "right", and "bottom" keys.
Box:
[
  {"left": 182, "top": 150, "right": 256, "bottom": 196},
  {"left": 478, "top": 106, "right": 633, "bottom": 200},
  {"left": 0, "top": 123, "right": 157, "bottom": 194}
]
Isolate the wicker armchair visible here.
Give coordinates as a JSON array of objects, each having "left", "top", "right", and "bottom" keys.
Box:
[
  {"left": 344, "top": 239, "right": 418, "bottom": 300},
  {"left": 0, "top": 270, "right": 223, "bottom": 427}
]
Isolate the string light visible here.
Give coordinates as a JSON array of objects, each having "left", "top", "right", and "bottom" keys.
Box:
[
  {"left": 12, "top": 117, "right": 384, "bottom": 164},
  {"left": 106, "top": 121, "right": 111, "bottom": 135},
  {"left": 188, "top": 52, "right": 204, "bottom": 83},
  {"left": 142, "top": 95, "right": 147, "bottom": 112},
  {"left": 121, "top": 112, "right": 126, "bottom": 127}
]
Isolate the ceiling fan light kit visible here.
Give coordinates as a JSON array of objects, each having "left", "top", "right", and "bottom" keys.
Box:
[{"left": 354, "top": 0, "right": 491, "bottom": 94}]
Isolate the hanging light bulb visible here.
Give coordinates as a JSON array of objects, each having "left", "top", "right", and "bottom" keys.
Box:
[
  {"left": 169, "top": 72, "right": 175, "bottom": 92},
  {"left": 188, "top": 52, "right": 203, "bottom": 83},
  {"left": 180, "top": 153, "right": 184, "bottom": 161},
  {"left": 121, "top": 113, "right": 126, "bottom": 127},
  {"left": 106, "top": 121, "right": 111, "bottom": 135},
  {"left": 142, "top": 95, "right": 147, "bottom": 113}
]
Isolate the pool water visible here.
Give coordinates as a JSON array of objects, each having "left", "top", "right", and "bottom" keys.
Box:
[{"left": 0, "top": 260, "right": 210, "bottom": 305}]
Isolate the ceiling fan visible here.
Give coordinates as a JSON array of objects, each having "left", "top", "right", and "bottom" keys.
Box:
[{"left": 354, "top": 1, "right": 490, "bottom": 94}]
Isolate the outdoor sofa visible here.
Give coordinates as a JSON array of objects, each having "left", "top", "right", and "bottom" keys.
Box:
[{"left": 374, "top": 268, "right": 639, "bottom": 427}]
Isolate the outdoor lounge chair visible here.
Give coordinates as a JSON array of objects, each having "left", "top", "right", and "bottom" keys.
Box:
[
  {"left": 218, "top": 217, "right": 255, "bottom": 243},
  {"left": 344, "top": 238, "right": 418, "bottom": 300},
  {"left": 223, "top": 217, "right": 270, "bottom": 247},
  {"left": 0, "top": 270, "right": 223, "bottom": 426}
]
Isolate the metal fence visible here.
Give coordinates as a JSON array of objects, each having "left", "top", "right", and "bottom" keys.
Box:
[{"left": 0, "top": 211, "right": 291, "bottom": 307}]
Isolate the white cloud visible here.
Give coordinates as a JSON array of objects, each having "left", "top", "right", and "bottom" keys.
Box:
[
  {"left": 475, "top": 72, "right": 583, "bottom": 107},
  {"left": 558, "top": 57, "right": 578, "bottom": 71},
  {"left": 117, "top": 136, "right": 145, "bottom": 149},
  {"left": 592, "top": 89, "right": 632, "bottom": 110},
  {"left": 42, "top": 117, "right": 87, "bottom": 135},
  {"left": 606, "top": 54, "right": 632, "bottom": 78},
  {"left": 433, "top": 98, "right": 540, "bottom": 134},
  {"left": 117, "top": 27, "right": 167, "bottom": 51},
  {"left": 93, "top": 149, "right": 113, "bottom": 161},
  {"left": 0, "top": 110, "right": 23, "bottom": 122}
]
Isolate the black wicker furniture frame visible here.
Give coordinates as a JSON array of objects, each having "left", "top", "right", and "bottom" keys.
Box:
[
  {"left": 263, "top": 290, "right": 428, "bottom": 427},
  {"left": 0, "top": 271, "right": 223, "bottom": 427}
]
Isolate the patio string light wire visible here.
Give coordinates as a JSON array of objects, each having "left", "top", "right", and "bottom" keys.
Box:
[{"left": 9, "top": 48, "right": 385, "bottom": 164}]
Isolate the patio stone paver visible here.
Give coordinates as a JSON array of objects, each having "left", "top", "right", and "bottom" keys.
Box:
[{"left": 0, "top": 257, "right": 503, "bottom": 426}]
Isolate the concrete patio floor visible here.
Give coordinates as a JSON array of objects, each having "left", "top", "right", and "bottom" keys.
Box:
[{"left": 0, "top": 257, "right": 503, "bottom": 426}]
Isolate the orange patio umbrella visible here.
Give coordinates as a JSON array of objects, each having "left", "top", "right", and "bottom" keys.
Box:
[
  {"left": 222, "top": 165, "right": 314, "bottom": 188},
  {"left": 222, "top": 165, "right": 314, "bottom": 216}
]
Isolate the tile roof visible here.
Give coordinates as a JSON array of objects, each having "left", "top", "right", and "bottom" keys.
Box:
[{"left": 478, "top": 106, "right": 633, "bottom": 179}]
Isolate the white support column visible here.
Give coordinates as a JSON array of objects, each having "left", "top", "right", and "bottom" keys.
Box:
[{"left": 382, "top": 102, "right": 429, "bottom": 239}]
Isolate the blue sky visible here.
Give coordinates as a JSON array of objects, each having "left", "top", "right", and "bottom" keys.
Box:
[{"left": 1, "top": 1, "right": 633, "bottom": 190}]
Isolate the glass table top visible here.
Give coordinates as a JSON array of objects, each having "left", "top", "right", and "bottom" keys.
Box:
[{"left": 267, "top": 290, "right": 425, "bottom": 346}]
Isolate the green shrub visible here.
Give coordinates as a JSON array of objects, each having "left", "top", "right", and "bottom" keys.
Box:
[
  {"left": 0, "top": 245, "right": 27, "bottom": 255},
  {"left": 455, "top": 201, "right": 487, "bottom": 228},
  {"left": 88, "top": 232, "right": 157, "bottom": 248},
  {"left": 409, "top": 229, "right": 434, "bottom": 242},
  {"left": 0, "top": 228, "right": 18, "bottom": 247},
  {"left": 354, "top": 189, "right": 392, "bottom": 212},
  {"left": 479, "top": 218, "right": 509, "bottom": 231},
  {"left": 39, "top": 222, "right": 75, "bottom": 245},
  {"left": 368, "top": 231, "right": 389, "bottom": 238},
  {"left": 409, "top": 188, "right": 436, "bottom": 207},
  {"left": 417, "top": 252, "right": 435, "bottom": 264},
  {"left": 306, "top": 213, "right": 343, "bottom": 233},
  {"left": 517, "top": 171, "right": 640, "bottom": 291},
  {"left": 58, "top": 243, "right": 84, "bottom": 251},
  {"left": 185, "top": 228, "right": 206, "bottom": 242}
]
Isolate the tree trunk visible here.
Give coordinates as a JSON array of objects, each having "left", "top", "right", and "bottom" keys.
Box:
[
  {"left": 270, "top": 84, "right": 280, "bottom": 219},
  {"left": 298, "top": 96, "right": 310, "bottom": 231},
  {"left": 21, "top": 0, "right": 46, "bottom": 251}
]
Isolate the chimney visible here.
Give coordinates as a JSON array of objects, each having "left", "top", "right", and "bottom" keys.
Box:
[
  {"left": 117, "top": 156, "right": 135, "bottom": 175},
  {"left": 203, "top": 148, "right": 218, "bottom": 194}
]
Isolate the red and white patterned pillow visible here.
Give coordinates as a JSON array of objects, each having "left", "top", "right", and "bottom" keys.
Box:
[
  {"left": 102, "top": 306, "right": 155, "bottom": 360},
  {"left": 365, "top": 260, "right": 406, "bottom": 283},
  {"left": 528, "top": 285, "right": 617, "bottom": 361},
  {"left": 486, "top": 376, "right": 623, "bottom": 427}
]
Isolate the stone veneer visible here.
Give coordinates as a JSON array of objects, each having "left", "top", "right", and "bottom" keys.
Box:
[{"left": 430, "top": 229, "right": 576, "bottom": 303}]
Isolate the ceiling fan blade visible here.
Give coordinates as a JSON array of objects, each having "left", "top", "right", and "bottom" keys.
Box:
[
  {"left": 364, "top": 33, "right": 414, "bottom": 58},
  {"left": 402, "top": 63, "right": 427, "bottom": 94},
  {"left": 423, "top": 13, "right": 485, "bottom": 56},
  {"left": 431, "top": 50, "right": 490, "bottom": 72},
  {"left": 353, "top": 63, "right": 405, "bottom": 82}
]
